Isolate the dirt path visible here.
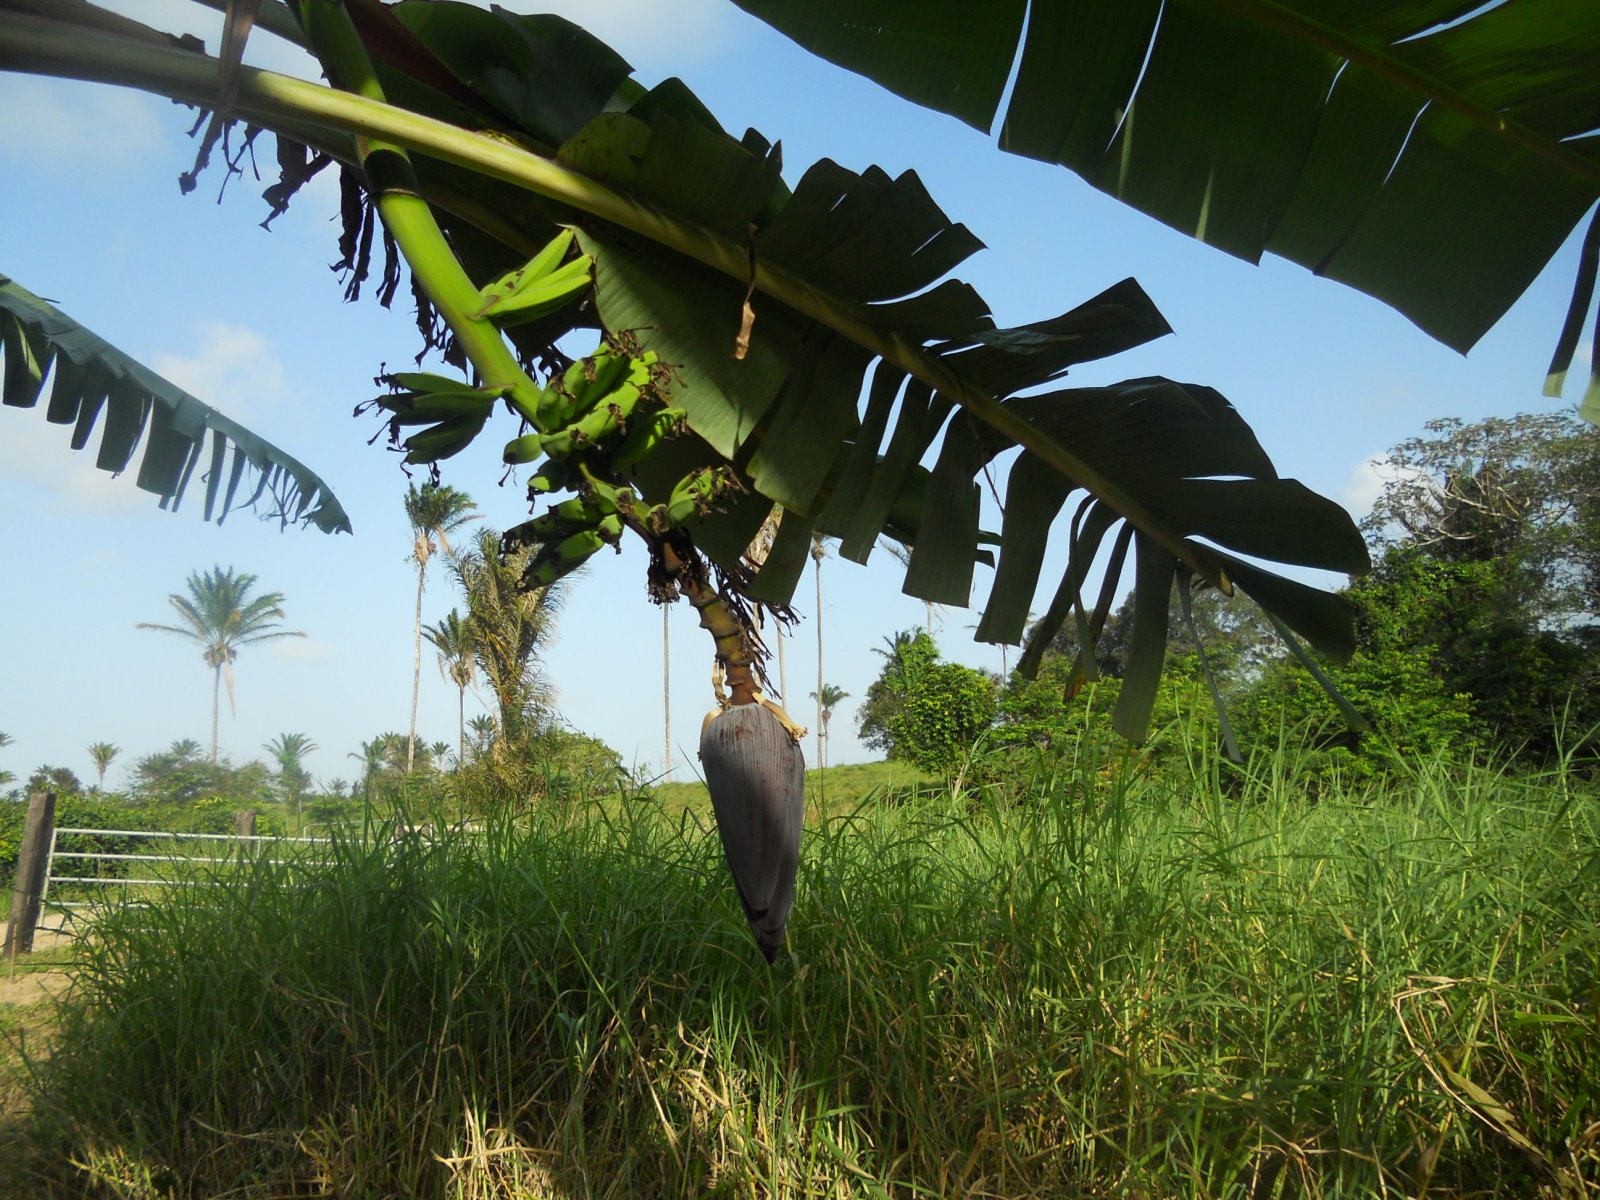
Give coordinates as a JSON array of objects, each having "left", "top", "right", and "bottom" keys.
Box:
[
  {"left": 0, "top": 930, "right": 78, "bottom": 1008},
  {"left": 0, "top": 969, "right": 70, "bottom": 1008}
]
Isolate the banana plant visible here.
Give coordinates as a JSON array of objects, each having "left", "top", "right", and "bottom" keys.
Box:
[
  {"left": 1, "top": 0, "right": 1372, "bottom": 955},
  {"left": 731, "top": 0, "right": 1600, "bottom": 426},
  {"left": 0, "top": 0, "right": 1369, "bottom": 717}
]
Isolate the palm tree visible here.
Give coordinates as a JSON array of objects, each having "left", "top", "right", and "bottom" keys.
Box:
[
  {"left": 87, "top": 741, "right": 119, "bottom": 790},
  {"left": 450, "top": 528, "right": 571, "bottom": 742},
  {"left": 422, "top": 608, "right": 476, "bottom": 766},
  {"left": 264, "top": 732, "right": 318, "bottom": 823},
  {"left": 138, "top": 567, "right": 305, "bottom": 764},
  {"left": 403, "top": 483, "right": 479, "bottom": 773},
  {"left": 466, "top": 715, "right": 497, "bottom": 755},
  {"left": 0, "top": 731, "right": 13, "bottom": 789},
  {"left": 810, "top": 533, "right": 833, "bottom": 772},
  {"left": 809, "top": 683, "right": 849, "bottom": 771},
  {"left": 349, "top": 732, "right": 406, "bottom": 801},
  {"left": 661, "top": 604, "right": 672, "bottom": 782},
  {"left": 878, "top": 538, "right": 942, "bottom": 634}
]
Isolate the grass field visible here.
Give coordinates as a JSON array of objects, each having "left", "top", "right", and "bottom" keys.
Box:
[{"left": 2, "top": 746, "right": 1597, "bottom": 1198}]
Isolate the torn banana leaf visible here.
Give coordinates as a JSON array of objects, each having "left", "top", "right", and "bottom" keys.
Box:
[{"left": 1, "top": 273, "right": 349, "bottom": 533}]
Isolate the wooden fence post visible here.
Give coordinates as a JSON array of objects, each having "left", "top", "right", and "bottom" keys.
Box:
[
  {"left": 233, "top": 810, "right": 257, "bottom": 839},
  {"left": 5, "top": 790, "right": 58, "bottom": 960}
]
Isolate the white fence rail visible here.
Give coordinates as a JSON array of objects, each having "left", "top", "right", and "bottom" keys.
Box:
[
  {"left": 6, "top": 796, "right": 331, "bottom": 957},
  {"left": 42, "top": 826, "right": 332, "bottom": 916}
]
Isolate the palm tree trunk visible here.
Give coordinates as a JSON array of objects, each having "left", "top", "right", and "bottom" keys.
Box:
[
  {"left": 662, "top": 604, "right": 672, "bottom": 782},
  {"left": 815, "top": 553, "right": 824, "bottom": 772},
  {"left": 408, "top": 557, "right": 426, "bottom": 772},
  {"left": 457, "top": 684, "right": 466, "bottom": 767},
  {"left": 210, "top": 663, "right": 221, "bottom": 765}
]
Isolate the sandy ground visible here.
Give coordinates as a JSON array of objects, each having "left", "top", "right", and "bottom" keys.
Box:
[{"left": 0, "top": 930, "right": 77, "bottom": 1008}]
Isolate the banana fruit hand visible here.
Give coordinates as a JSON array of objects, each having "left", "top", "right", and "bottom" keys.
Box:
[
  {"left": 471, "top": 229, "right": 595, "bottom": 328},
  {"left": 368, "top": 372, "right": 506, "bottom": 464}
]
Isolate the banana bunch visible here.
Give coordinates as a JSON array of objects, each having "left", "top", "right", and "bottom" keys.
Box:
[
  {"left": 371, "top": 371, "right": 506, "bottom": 465},
  {"left": 497, "top": 332, "right": 745, "bottom": 589},
  {"left": 503, "top": 347, "right": 674, "bottom": 463},
  {"left": 511, "top": 463, "right": 742, "bottom": 588},
  {"left": 471, "top": 229, "right": 594, "bottom": 328}
]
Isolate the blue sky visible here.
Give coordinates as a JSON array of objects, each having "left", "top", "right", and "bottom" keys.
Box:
[{"left": 0, "top": 0, "right": 1590, "bottom": 793}]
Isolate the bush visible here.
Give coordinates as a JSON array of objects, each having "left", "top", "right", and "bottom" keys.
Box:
[{"left": 857, "top": 632, "right": 998, "bottom": 775}]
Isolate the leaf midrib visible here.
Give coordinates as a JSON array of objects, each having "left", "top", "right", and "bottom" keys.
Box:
[{"left": 1205, "top": 0, "right": 1600, "bottom": 191}]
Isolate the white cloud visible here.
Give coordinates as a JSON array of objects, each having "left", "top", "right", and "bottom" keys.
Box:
[
  {"left": 0, "top": 405, "right": 150, "bottom": 517},
  {"left": 1338, "top": 454, "right": 1428, "bottom": 522},
  {"left": 150, "top": 321, "right": 288, "bottom": 422},
  {"left": 0, "top": 75, "right": 166, "bottom": 168},
  {"left": 1338, "top": 456, "right": 1388, "bottom": 520}
]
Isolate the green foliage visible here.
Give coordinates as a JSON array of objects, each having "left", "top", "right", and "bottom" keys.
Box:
[
  {"left": 447, "top": 721, "right": 631, "bottom": 814},
  {"left": 23, "top": 765, "right": 82, "bottom": 797},
  {"left": 13, "top": 752, "right": 1597, "bottom": 1197},
  {"left": 0, "top": 274, "right": 349, "bottom": 531},
  {"left": 130, "top": 742, "right": 275, "bottom": 809},
  {"left": 1000, "top": 413, "right": 1600, "bottom": 776},
  {"left": 857, "top": 632, "right": 997, "bottom": 775},
  {"left": 1347, "top": 413, "right": 1600, "bottom": 763},
  {"left": 735, "top": 3, "right": 1600, "bottom": 387},
  {"left": 1223, "top": 551, "right": 1480, "bottom": 776}
]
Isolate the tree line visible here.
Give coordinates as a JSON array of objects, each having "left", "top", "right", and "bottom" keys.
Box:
[{"left": 860, "top": 411, "right": 1600, "bottom": 780}]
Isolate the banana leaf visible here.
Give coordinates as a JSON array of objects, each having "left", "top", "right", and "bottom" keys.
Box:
[
  {"left": 731, "top": 0, "right": 1600, "bottom": 423},
  {"left": 0, "top": 273, "right": 349, "bottom": 533},
  {"left": 0, "top": 1, "right": 1374, "bottom": 739}
]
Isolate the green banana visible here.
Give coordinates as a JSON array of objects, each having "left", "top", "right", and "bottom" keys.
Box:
[
  {"left": 474, "top": 253, "right": 594, "bottom": 326},
  {"left": 524, "top": 527, "right": 608, "bottom": 587},
  {"left": 472, "top": 229, "right": 587, "bottom": 321},
  {"left": 663, "top": 467, "right": 735, "bottom": 527},
  {"left": 381, "top": 371, "right": 498, "bottom": 397},
  {"left": 381, "top": 391, "right": 496, "bottom": 425},
  {"left": 527, "top": 496, "right": 608, "bottom": 540},
  {"left": 612, "top": 406, "right": 687, "bottom": 467},
  {"left": 526, "top": 458, "right": 574, "bottom": 496},
  {"left": 539, "top": 382, "right": 647, "bottom": 459},
  {"left": 502, "top": 432, "right": 545, "bottom": 464},
  {"left": 535, "top": 346, "right": 632, "bottom": 430},
  {"left": 401, "top": 412, "right": 487, "bottom": 464},
  {"left": 579, "top": 475, "right": 639, "bottom": 518}
]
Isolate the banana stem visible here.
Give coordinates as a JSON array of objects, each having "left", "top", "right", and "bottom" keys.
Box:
[
  {"left": 293, "top": 0, "right": 544, "bottom": 424},
  {"left": 661, "top": 542, "right": 759, "bottom": 707}
]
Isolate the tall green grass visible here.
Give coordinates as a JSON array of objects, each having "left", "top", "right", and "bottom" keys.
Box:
[{"left": 13, "top": 741, "right": 1599, "bottom": 1198}]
